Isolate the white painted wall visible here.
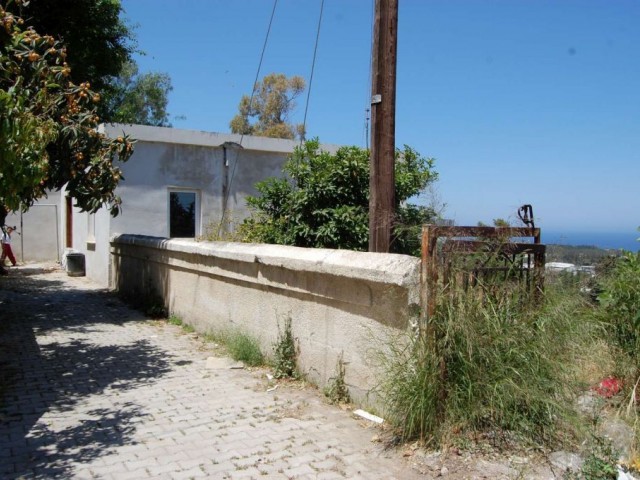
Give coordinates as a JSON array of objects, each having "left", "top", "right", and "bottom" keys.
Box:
[
  {"left": 5, "top": 191, "right": 61, "bottom": 263},
  {"left": 73, "top": 124, "right": 311, "bottom": 286}
]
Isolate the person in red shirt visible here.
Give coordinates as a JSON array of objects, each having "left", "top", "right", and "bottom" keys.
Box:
[{"left": 1, "top": 226, "right": 17, "bottom": 267}]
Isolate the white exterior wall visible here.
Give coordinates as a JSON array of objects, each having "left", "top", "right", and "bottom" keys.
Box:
[
  {"left": 5, "top": 191, "right": 61, "bottom": 263},
  {"left": 111, "top": 235, "right": 421, "bottom": 404},
  {"left": 69, "top": 124, "right": 308, "bottom": 286}
]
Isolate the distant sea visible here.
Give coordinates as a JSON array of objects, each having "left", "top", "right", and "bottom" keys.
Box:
[{"left": 543, "top": 230, "right": 640, "bottom": 252}]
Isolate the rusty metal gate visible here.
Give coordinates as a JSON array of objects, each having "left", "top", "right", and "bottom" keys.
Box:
[{"left": 420, "top": 225, "right": 545, "bottom": 319}]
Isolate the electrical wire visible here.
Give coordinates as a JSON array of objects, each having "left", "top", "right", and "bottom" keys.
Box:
[
  {"left": 218, "top": 0, "right": 279, "bottom": 237},
  {"left": 300, "top": 0, "right": 325, "bottom": 144}
]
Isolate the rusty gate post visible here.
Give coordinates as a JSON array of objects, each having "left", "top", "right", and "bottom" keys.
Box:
[
  {"left": 420, "top": 224, "right": 438, "bottom": 329},
  {"left": 533, "top": 228, "right": 545, "bottom": 299}
]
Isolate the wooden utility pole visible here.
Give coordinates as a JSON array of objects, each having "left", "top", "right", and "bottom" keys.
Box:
[{"left": 369, "top": 0, "right": 398, "bottom": 253}]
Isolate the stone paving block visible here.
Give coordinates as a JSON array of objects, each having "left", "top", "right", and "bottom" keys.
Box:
[
  {"left": 118, "top": 467, "right": 155, "bottom": 479},
  {"left": 145, "top": 461, "right": 180, "bottom": 477},
  {"left": 170, "top": 465, "right": 209, "bottom": 479},
  {"left": 311, "top": 457, "right": 341, "bottom": 471},
  {"left": 90, "top": 463, "right": 129, "bottom": 477},
  {"left": 342, "top": 462, "right": 370, "bottom": 477},
  {"left": 287, "top": 453, "right": 319, "bottom": 469},
  {"left": 208, "top": 449, "right": 241, "bottom": 464},
  {"left": 254, "top": 463, "right": 289, "bottom": 478},
  {"left": 200, "top": 459, "right": 236, "bottom": 475},
  {"left": 185, "top": 445, "right": 218, "bottom": 461},
  {"left": 315, "top": 471, "right": 347, "bottom": 480},
  {"left": 123, "top": 456, "right": 156, "bottom": 472},
  {"left": 220, "top": 437, "right": 251, "bottom": 454},
  {"left": 71, "top": 467, "right": 95, "bottom": 479},
  {"left": 233, "top": 455, "right": 260, "bottom": 469},
  {"left": 284, "top": 462, "right": 317, "bottom": 477},
  {"left": 262, "top": 458, "right": 292, "bottom": 475},
  {"left": 154, "top": 450, "right": 191, "bottom": 465},
  {"left": 177, "top": 457, "right": 208, "bottom": 471},
  {"left": 228, "top": 466, "right": 264, "bottom": 479}
]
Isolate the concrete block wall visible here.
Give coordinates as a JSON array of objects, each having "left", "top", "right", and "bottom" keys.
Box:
[{"left": 110, "top": 234, "right": 421, "bottom": 404}]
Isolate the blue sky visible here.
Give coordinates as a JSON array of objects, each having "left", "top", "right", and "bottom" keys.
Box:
[{"left": 121, "top": 0, "right": 639, "bottom": 236}]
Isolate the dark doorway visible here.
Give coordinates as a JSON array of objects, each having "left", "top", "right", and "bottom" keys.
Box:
[{"left": 169, "top": 192, "right": 196, "bottom": 238}]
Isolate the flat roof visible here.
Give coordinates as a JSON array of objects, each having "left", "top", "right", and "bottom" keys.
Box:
[{"left": 99, "top": 123, "right": 340, "bottom": 154}]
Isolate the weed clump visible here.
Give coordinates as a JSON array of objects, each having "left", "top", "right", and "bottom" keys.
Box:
[
  {"left": 564, "top": 435, "right": 620, "bottom": 479},
  {"left": 324, "top": 352, "right": 351, "bottom": 405},
  {"left": 273, "top": 316, "right": 298, "bottom": 379}
]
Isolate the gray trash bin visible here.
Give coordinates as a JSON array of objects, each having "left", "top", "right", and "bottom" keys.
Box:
[{"left": 66, "top": 252, "right": 85, "bottom": 277}]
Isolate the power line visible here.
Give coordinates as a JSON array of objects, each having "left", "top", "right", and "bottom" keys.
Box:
[
  {"left": 218, "top": 0, "right": 279, "bottom": 238},
  {"left": 300, "top": 0, "right": 325, "bottom": 143}
]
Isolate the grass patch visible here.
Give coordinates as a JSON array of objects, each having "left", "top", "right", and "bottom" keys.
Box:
[
  {"left": 203, "top": 328, "right": 265, "bottom": 367},
  {"left": 225, "top": 330, "right": 264, "bottom": 366},
  {"left": 379, "top": 274, "right": 598, "bottom": 448},
  {"left": 167, "top": 314, "right": 194, "bottom": 333},
  {"left": 167, "top": 316, "right": 264, "bottom": 366},
  {"left": 597, "top": 251, "right": 640, "bottom": 383}
]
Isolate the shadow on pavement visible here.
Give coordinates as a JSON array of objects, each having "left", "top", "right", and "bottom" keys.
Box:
[{"left": 0, "top": 271, "right": 174, "bottom": 478}]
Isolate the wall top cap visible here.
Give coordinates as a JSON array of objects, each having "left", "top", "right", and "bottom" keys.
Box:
[{"left": 111, "top": 234, "right": 420, "bottom": 288}]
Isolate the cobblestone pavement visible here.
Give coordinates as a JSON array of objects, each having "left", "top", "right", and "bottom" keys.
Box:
[{"left": 0, "top": 264, "right": 424, "bottom": 479}]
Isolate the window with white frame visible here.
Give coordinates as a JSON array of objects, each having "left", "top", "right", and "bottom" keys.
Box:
[{"left": 169, "top": 190, "right": 198, "bottom": 238}]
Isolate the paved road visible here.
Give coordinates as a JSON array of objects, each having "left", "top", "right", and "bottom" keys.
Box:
[{"left": 0, "top": 265, "right": 422, "bottom": 479}]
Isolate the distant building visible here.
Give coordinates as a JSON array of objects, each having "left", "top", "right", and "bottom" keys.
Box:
[
  {"left": 545, "top": 262, "right": 577, "bottom": 273},
  {"left": 577, "top": 265, "right": 596, "bottom": 276},
  {"left": 545, "top": 262, "right": 596, "bottom": 276}
]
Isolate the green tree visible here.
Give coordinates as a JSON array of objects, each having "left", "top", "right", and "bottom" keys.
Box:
[
  {"left": 105, "top": 61, "right": 173, "bottom": 126},
  {"left": 10, "top": 0, "right": 133, "bottom": 95},
  {"left": 230, "top": 73, "right": 305, "bottom": 140},
  {"left": 0, "top": 5, "right": 133, "bottom": 224},
  {"left": 8, "top": 0, "right": 174, "bottom": 125},
  {"left": 242, "top": 139, "right": 438, "bottom": 256}
]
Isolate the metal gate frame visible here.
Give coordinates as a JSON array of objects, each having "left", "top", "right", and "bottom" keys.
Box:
[{"left": 420, "top": 225, "right": 545, "bottom": 319}]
